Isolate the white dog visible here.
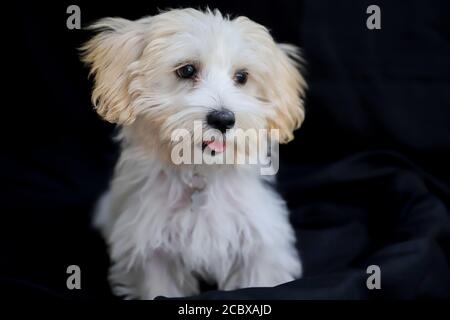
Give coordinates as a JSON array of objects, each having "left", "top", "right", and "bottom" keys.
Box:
[{"left": 82, "top": 8, "right": 307, "bottom": 299}]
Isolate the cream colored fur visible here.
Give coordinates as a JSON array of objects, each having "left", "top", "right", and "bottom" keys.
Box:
[{"left": 82, "top": 8, "right": 306, "bottom": 299}]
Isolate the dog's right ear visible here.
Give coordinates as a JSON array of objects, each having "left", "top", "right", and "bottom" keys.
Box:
[{"left": 81, "top": 18, "right": 148, "bottom": 125}]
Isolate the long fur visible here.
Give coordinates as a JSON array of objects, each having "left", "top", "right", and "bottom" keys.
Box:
[{"left": 82, "top": 8, "right": 306, "bottom": 299}]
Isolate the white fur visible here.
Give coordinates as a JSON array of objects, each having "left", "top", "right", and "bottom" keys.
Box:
[{"left": 83, "top": 8, "right": 306, "bottom": 299}]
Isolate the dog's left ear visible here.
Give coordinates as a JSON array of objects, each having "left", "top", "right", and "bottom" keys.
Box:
[
  {"left": 268, "top": 44, "right": 307, "bottom": 144},
  {"left": 81, "top": 17, "right": 149, "bottom": 125}
]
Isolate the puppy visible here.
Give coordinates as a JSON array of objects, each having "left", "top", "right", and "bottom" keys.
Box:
[{"left": 82, "top": 8, "right": 306, "bottom": 299}]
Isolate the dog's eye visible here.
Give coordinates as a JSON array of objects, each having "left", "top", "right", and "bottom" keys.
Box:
[
  {"left": 234, "top": 70, "right": 248, "bottom": 85},
  {"left": 176, "top": 64, "right": 197, "bottom": 79}
]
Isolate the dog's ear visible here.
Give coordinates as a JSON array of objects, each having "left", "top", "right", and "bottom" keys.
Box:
[
  {"left": 81, "top": 18, "right": 149, "bottom": 125},
  {"left": 268, "top": 44, "right": 307, "bottom": 144}
]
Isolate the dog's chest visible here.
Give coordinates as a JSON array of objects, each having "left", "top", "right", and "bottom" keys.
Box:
[
  {"left": 154, "top": 172, "right": 255, "bottom": 273},
  {"left": 186, "top": 173, "right": 208, "bottom": 210},
  {"left": 110, "top": 166, "right": 267, "bottom": 278}
]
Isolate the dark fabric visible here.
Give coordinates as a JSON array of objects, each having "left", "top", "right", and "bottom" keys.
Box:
[{"left": 3, "top": 0, "right": 450, "bottom": 299}]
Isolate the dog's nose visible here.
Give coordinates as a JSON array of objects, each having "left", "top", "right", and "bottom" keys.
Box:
[{"left": 206, "top": 109, "right": 235, "bottom": 133}]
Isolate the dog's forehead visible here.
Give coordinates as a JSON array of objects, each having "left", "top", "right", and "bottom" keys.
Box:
[{"left": 146, "top": 11, "right": 268, "bottom": 65}]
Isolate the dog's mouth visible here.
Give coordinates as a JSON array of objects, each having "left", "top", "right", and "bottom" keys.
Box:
[{"left": 202, "top": 139, "right": 226, "bottom": 155}]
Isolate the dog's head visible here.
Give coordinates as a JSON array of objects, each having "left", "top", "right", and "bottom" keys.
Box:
[{"left": 82, "top": 8, "right": 306, "bottom": 163}]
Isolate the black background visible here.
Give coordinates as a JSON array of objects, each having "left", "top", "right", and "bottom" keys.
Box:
[{"left": 3, "top": 0, "right": 450, "bottom": 299}]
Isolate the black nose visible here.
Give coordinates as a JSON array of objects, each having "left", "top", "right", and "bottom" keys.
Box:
[{"left": 206, "top": 109, "right": 235, "bottom": 133}]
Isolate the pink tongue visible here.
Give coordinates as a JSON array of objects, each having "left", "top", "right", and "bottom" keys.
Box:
[{"left": 206, "top": 140, "right": 225, "bottom": 153}]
